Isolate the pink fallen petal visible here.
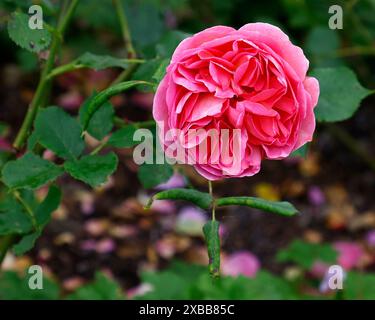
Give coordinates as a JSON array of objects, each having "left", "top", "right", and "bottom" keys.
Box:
[
  {"left": 308, "top": 185, "right": 325, "bottom": 206},
  {"left": 76, "top": 191, "right": 95, "bottom": 215},
  {"left": 155, "top": 173, "right": 186, "bottom": 190},
  {"left": 63, "top": 277, "right": 85, "bottom": 291},
  {"left": 366, "top": 230, "right": 375, "bottom": 247},
  {"left": 334, "top": 241, "right": 364, "bottom": 270},
  {"left": 155, "top": 238, "right": 176, "bottom": 259},
  {"left": 310, "top": 261, "right": 329, "bottom": 278},
  {"left": 219, "top": 224, "right": 227, "bottom": 240},
  {"left": 80, "top": 240, "right": 97, "bottom": 251},
  {"left": 84, "top": 219, "right": 109, "bottom": 236},
  {"left": 96, "top": 238, "right": 116, "bottom": 254},
  {"left": 222, "top": 251, "right": 260, "bottom": 278},
  {"left": 127, "top": 283, "right": 153, "bottom": 299},
  {"left": 151, "top": 200, "right": 176, "bottom": 214},
  {"left": 57, "top": 91, "right": 83, "bottom": 110},
  {"left": 175, "top": 207, "right": 207, "bottom": 236}
]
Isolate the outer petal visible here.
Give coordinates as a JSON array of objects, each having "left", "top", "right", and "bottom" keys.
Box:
[
  {"left": 153, "top": 75, "right": 170, "bottom": 126},
  {"left": 239, "top": 23, "right": 309, "bottom": 80},
  {"left": 304, "top": 76, "right": 320, "bottom": 107},
  {"left": 171, "top": 26, "right": 236, "bottom": 63}
]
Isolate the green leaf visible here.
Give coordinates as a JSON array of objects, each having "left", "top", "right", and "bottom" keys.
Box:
[
  {"left": 132, "top": 58, "right": 168, "bottom": 91},
  {"left": 0, "top": 271, "right": 59, "bottom": 300},
  {"left": 26, "top": 130, "right": 39, "bottom": 151},
  {"left": 16, "top": 49, "right": 38, "bottom": 72},
  {"left": 138, "top": 271, "right": 190, "bottom": 300},
  {"left": 156, "top": 30, "right": 191, "bottom": 58},
  {"left": 215, "top": 197, "right": 299, "bottom": 216},
  {"left": 66, "top": 272, "right": 125, "bottom": 300},
  {"left": 137, "top": 261, "right": 206, "bottom": 299},
  {"left": 276, "top": 240, "right": 338, "bottom": 269},
  {"left": 72, "top": 52, "right": 129, "bottom": 71},
  {"left": 35, "top": 185, "right": 61, "bottom": 226},
  {"left": 136, "top": 260, "right": 297, "bottom": 300},
  {"left": 34, "top": 106, "right": 85, "bottom": 160},
  {"left": 80, "top": 92, "right": 114, "bottom": 140},
  {"left": 1, "top": 153, "right": 63, "bottom": 190},
  {"left": 0, "top": 196, "right": 33, "bottom": 235},
  {"left": 81, "top": 81, "right": 150, "bottom": 130},
  {"left": 194, "top": 271, "right": 297, "bottom": 300},
  {"left": 64, "top": 152, "right": 118, "bottom": 187},
  {"left": 127, "top": 1, "right": 165, "bottom": 48},
  {"left": 290, "top": 143, "right": 309, "bottom": 158},
  {"left": 7, "top": 12, "right": 51, "bottom": 53},
  {"left": 0, "top": 151, "right": 12, "bottom": 170},
  {"left": 146, "top": 188, "right": 213, "bottom": 210},
  {"left": 312, "top": 67, "right": 372, "bottom": 122},
  {"left": 48, "top": 53, "right": 136, "bottom": 78},
  {"left": 138, "top": 162, "right": 174, "bottom": 189},
  {"left": 107, "top": 125, "right": 139, "bottom": 148},
  {"left": 203, "top": 220, "right": 221, "bottom": 278},
  {"left": 152, "top": 58, "right": 169, "bottom": 84},
  {"left": 305, "top": 27, "right": 342, "bottom": 68},
  {"left": 12, "top": 231, "right": 40, "bottom": 256},
  {"left": 12, "top": 186, "right": 61, "bottom": 255},
  {"left": 344, "top": 272, "right": 375, "bottom": 300}
]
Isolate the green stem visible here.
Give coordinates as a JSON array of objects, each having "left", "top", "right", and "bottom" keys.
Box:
[
  {"left": 111, "top": 63, "right": 138, "bottom": 85},
  {"left": 112, "top": 0, "right": 136, "bottom": 59},
  {"left": 81, "top": 80, "right": 153, "bottom": 130},
  {"left": 114, "top": 117, "right": 156, "bottom": 129},
  {"left": 46, "top": 58, "right": 144, "bottom": 80},
  {"left": 2, "top": 0, "right": 79, "bottom": 269},
  {"left": 90, "top": 140, "right": 107, "bottom": 155},
  {"left": 111, "top": 0, "right": 139, "bottom": 84},
  {"left": 208, "top": 180, "right": 216, "bottom": 221},
  {"left": 13, "top": 0, "right": 79, "bottom": 150}
]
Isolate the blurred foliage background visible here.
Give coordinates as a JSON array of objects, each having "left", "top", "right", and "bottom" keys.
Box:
[{"left": 0, "top": 0, "right": 374, "bottom": 299}]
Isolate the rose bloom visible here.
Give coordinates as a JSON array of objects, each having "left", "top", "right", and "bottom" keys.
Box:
[{"left": 153, "top": 23, "right": 319, "bottom": 180}]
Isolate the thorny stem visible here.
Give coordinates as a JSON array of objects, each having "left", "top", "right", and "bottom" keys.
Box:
[
  {"left": 90, "top": 139, "right": 108, "bottom": 156},
  {"left": 208, "top": 180, "right": 216, "bottom": 221},
  {"left": 46, "top": 58, "right": 144, "bottom": 80},
  {"left": 114, "top": 117, "right": 156, "bottom": 129},
  {"left": 13, "top": 0, "right": 79, "bottom": 150},
  {"left": 113, "top": 0, "right": 136, "bottom": 59},
  {"left": 111, "top": 0, "right": 139, "bottom": 84},
  {"left": 1, "top": 0, "right": 79, "bottom": 269}
]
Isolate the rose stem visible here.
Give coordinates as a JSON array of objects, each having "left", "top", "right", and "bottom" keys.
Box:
[
  {"left": 13, "top": 0, "right": 79, "bottom": 150},
  {"left": 0, "top": 0, "right": 79, "bottom": 269},
  {"left": 208, "top": 180, "right": 216, "bottom": 221},
  {"left": 111, "top": 0, "right": 139, "bottom": 85}
]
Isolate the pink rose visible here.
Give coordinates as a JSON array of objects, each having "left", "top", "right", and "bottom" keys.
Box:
[{"left": 153, "top": 23, "right": 319, "bottom": 180}]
